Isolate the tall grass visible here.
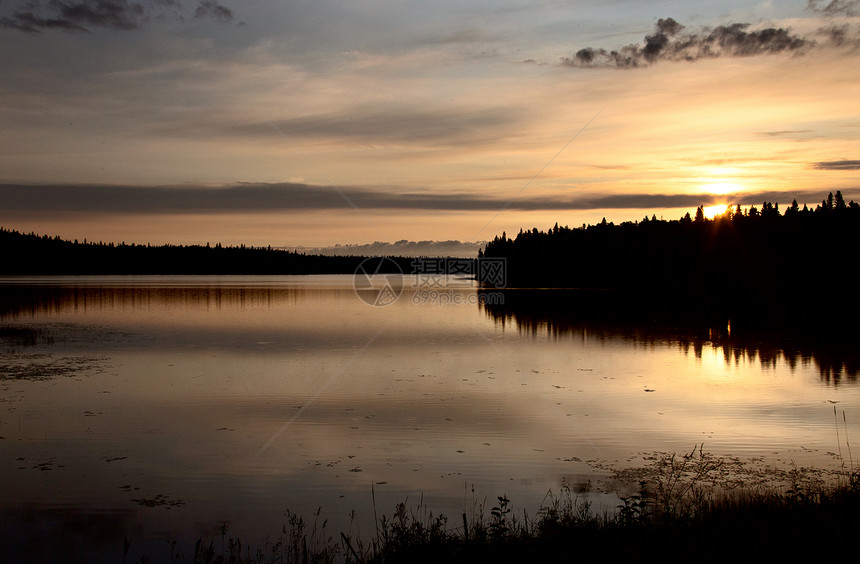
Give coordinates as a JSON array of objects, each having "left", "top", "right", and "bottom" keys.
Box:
[{"left": 124, "top": 445, "right": 860, "bottom": 563}]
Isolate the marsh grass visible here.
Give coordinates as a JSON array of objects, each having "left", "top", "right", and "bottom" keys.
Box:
[{"left": 124, "top": 445, "right": 860, "bottom": 563}]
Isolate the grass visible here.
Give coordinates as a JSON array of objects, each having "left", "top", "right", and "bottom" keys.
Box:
[{"left": 125, "top": 445, "right": 860, "bottom": 563}]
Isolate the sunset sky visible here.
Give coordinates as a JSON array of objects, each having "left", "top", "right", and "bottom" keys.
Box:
[{"left": 1, "top": 0, "right": 858, "bottom": 252}]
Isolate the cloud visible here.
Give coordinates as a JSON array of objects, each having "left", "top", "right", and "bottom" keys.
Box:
[
  {"left": 0, "top": 10, "right": 87, "bottom": 32},
  {"left": 1, "top": 183, "right": 851, "bottom": 215},
  {"left": 805, "top": 2, "right": 860, "bottom": 47},
  {"left": 757, "top": 130, "right": 814, "bottom": 137},
  {"left": 0, "top": 0, "right": 231, "bottom": 32},
  {"left": 562, "top": 17, "right": 811, "bottom": 69},
  {"left": 194, "top": 0, "right": 232, "bottom": 23},
  {"left": 815, "top": 22, "right": 860, "bottom": 47},
  {"left": 61, "top": 1, "right": 148, "bottom": 30},
  {"left": 154, "top": 106, "right": 520, "bottom": 147},
  {"left": 813, "top": 159, "right": 860, "bottom": 170},
  {"left": 655, "top": 17, "right": 684, "bottom": 36},
  {"left": 808, "top": 0, "right": 860, "bottom": 17}
]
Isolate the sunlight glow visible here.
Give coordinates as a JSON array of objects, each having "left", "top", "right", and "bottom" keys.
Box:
[
  {"left": 702, "top": 182, "right": 742, "bottom": 196},
  {"left": 703, "top": 204, "right": 728, "bottom": 219}
]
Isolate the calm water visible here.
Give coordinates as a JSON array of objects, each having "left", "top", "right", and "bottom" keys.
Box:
[{"left": 1, "top": 275, "right": 858, "bottom": 560}]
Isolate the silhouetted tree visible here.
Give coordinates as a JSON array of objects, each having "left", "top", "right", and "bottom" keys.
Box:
[
  {"left": 478, "top": 193, "right": 860, "bottom": 301},
  {"left": 835, "top": 190, "right": 846, "bottom": 211}
]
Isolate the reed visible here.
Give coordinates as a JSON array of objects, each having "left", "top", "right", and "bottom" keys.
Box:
[{"left": 121, "top": 446, "right": 860, "bottom": 563}]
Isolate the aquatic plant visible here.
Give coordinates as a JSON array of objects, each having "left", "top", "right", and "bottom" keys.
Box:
[{"left": 113, "top": 446, "right": 860, "bottom": 562}]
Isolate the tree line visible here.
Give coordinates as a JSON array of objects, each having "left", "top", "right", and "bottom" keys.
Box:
[
  {"left": 479, "top": 191, "right": 860, "bottom": 298},
  {"left": 0, "top": 228, "right": 411, "bottom": 275}
]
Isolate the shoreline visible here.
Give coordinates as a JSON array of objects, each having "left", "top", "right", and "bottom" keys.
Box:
[{"left": 4, "top": 447, "right": 857, "bottom": 563}]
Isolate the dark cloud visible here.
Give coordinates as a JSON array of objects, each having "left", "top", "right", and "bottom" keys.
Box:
[
  {"left": 0, "top": 0, "right": 231, "bottom": 32},
  {"left": 813, "top": 159, "right": 860, "bottom": 170},
  {"left": 808, "top": 0, "right": 860, "bottom": 17},
  {"left": 552, "top": 190, "right": 849, "bottom": 210},
  {"left": 820, "top": 23, "right": 851, "bottom": 44},
  {"left": 260, "top": 110, "right": 512, "bottom": 145},
  {"left": 757, "top": 130, "right": 814, "bottom": 136},
  {"left": 58, "top": 1, "right": 147, "bottom": 30},
  {"left": 562, "top": 17, "right": 811, "bottom": 69},
  {"left": 154, "top": 107, "right": 520, "bottom": 147},
  {"left": 0, "top": 10, "right": 87, "bottom": 32},
  {"left": 194, "top": 0, "right": 232, "bottom": 22},
  {"left": 655, "top": 17, "right": 684, "bottom": 37},
  {"left": 0, "top": 183, "right": 851, "bottom": 215},
  {"left": 816, "top": 22, "right": 860, "bottom": 47}
]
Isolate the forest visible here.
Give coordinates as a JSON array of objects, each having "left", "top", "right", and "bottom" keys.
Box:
[
  {"left": 0, "top": 228, "right": 411, "bottom": 275},
  {"left": 479, "top": 191, "right": 860, "bottom": 299},
  {"left": 3, "top": 190, "right": 858, "bottom": 288}
]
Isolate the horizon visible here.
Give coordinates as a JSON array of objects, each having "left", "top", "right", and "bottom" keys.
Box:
[
  {"left": 1, "top": 1, "right": 858, "bottom": 248},
  {"left": 2, "top": 193, "right": 846, "bottom": 259}
]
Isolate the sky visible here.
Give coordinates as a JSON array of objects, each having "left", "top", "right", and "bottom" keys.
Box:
[{"left": 1, "top": 0, "right": 858, "bottom": 252}]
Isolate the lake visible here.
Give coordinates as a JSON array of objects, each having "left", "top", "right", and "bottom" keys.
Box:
[{"left": 1, "top": 275, "right": 858, "bottom": 561}]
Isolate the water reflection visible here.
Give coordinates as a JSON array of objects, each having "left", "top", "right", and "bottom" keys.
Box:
[
  {"left": 0, "top": 278, "right": 345, "bottom": 319},
  {"left": 480, "top": 289, "right": 860, "bottom": 384},
  {"left": 2, "top": 278, "right": 859, "bottom": 562}
]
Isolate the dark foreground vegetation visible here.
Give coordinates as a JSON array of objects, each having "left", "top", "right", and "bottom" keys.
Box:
[
  {"left": 479, "top": 191, "right": 860, "bottom": 300},
  {"left": 0, "top": 227, "right": 410, "bottom": 275},
  {"left": 60, "top": 448, "right": 858, "bottom": 563}
]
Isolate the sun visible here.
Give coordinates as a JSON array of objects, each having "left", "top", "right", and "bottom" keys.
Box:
[
  {"left": 699, "top": 177, "right": 742, "bottom": 217},
  {"left": 703, "top": 204, "right": 728, "bottom": 219}
]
